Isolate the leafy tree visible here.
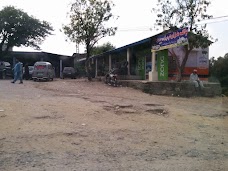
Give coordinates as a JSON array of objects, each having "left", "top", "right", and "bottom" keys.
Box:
[
  {"left": 63, "top": 0, "right": 117, "bottom": 80},
  {"left": 210, "top": 54, "right": 228, "bottom": 84},
  {"left": 209, "top": 54, "right": 228, "bottom": 95},
  {"left": 152, "top": 0, "right": 213, "bottom": 81},
  {"left": 0, "top": 6, "right": 53, "bottom": 60},
  {"left": 88, "top": 42, "right": 115, "bottom": 76},
  {"left": 91, "top": 42, "right": 115, "bottom": 56}
]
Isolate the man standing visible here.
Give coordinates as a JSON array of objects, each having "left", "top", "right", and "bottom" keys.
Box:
[
  {"left": 190, "top": 69, "right": 204, "bottom": 89},
  {"left": 11, "top": 59, "right": 23, "bottom": 84}
]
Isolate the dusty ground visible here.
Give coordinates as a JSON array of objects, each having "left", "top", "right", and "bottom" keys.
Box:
[{"left": 0, "top": 78, "right": 227, "bottom": 171}]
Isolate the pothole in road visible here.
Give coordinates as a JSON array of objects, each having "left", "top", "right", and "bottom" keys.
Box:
[
  {"left": 145, "top": 109, "right": 169, "bottom": 117},
  {"left": 63, "top": 132, "right": 88, "bottom": 137},
  {"left": 205, "top": 111, "right": 228, "bottom": 118},
  {"left": 34, "top": 116, "right": 52, "bottom": 119},
  {"left": 116, "top": 108, "right": 137, "bottom": 114},
  {"left": 63, "top": 132, "right": 79, "bottom": 136},
  {"left": 114, "top": 104, "right": 133, "bottom": 108},
  {"left": 0, "top": 114, "right": 7, "bottom": 118},
  {"left": 103, "top": 104, "right": 169, "bottom": 116},
  {"left": 103, "top": 105, "right": 113, "bottom": 111},
  {"left": 103, "top": 104, "right": 137, "bottom": 115},
  {"left": 103, "top": 104, "right": 133, "bottom": 111},
  {"left": 91, "top": 100, "right": 107, "bottom": 103},
  {"left": 144, "top": 103, "right": 164, "bottom": 107},
  {"left": 34, "top": 115, "right": 63, "bottom": 119}
]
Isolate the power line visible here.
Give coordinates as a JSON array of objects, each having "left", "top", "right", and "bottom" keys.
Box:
[
  {"left": 116, "top": 15, "right": 228, "bottom": 32},
  {"left": 196, "top": 15, "right": 228, "bottom": 25},
  {"left": 197, "top": 19, "right": 228, "bottom": 25},
  {"left": 203, "top": 15, "right": 228, "bottom": 21},
  {"left": 117, "top": 26, "right": 153, "bottom": 32},
  {"left": 117, "top": 29, "right": 152, "bottom": 32}
]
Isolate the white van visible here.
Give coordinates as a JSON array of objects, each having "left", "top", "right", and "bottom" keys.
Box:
[{"left": 32, "top": 62, "right": 55, "bottom": 81}]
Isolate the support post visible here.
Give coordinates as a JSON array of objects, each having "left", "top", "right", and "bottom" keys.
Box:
[
  {"left": 127, "top": 48, "right": 131, "bottom": 75},
  {"left": 149, "top": 51, "right": 158, "bottom": 81},
  {"left": 95, "top": 58, "right": 98, "bottom": 78},
  {"left": 60, "top": 59, "right": 63, "bottom": 79},
  {"left": 109, "top": 55, "right": 112, "bottom": 71}
]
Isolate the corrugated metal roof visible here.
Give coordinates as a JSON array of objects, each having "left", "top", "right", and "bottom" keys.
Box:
[
  {"left": 91, "top": 36, "right": 153, "bottom": 59},
  {"left": 77, "top": 30, "right": 169, "bottom": 62}
]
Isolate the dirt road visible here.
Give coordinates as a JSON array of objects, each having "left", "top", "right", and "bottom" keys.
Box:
[{"left": 0, "top": 79, "right": 227, "bottom": 171}]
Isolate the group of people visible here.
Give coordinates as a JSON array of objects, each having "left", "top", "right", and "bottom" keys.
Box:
[{"left": 11, "top": 59, "right": 29, "bottom": 84}]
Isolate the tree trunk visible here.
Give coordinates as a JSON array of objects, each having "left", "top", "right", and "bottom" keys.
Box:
[
  {"left": 169, "top": 49, "right": 182, "bottom": 82},
  {"left": 0, "top": 44, "right": 10, "bottom": 60},
  {"left": 85, "top": 59, "right": 92, "bottom": 81},
  {"left": 0, "top": 46, "right": 4, "bottom": 60},
  {"left": 175, "top": 46, "right": 191, "bottom": 82},
  {"left": 0, "top": 35, "right": 8, "bottom": 60},
  {"left": 176, "top": 66, "right": 182, "bottom": 82},
  {"left": 85, "top": 45, "right": 92, "bottom": 81}
]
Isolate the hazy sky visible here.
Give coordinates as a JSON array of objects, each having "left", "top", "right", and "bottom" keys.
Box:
[{"left": 0, "top": 0, "right": 227, "bottom": 58}]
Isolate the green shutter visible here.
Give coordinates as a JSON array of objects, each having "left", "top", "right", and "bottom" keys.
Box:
[
  {"left": 137, "top": 57, "right": 145, "bottom": 80},
  {"left": 157, "top": 50, "right": 168, "bottom": 81}
]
